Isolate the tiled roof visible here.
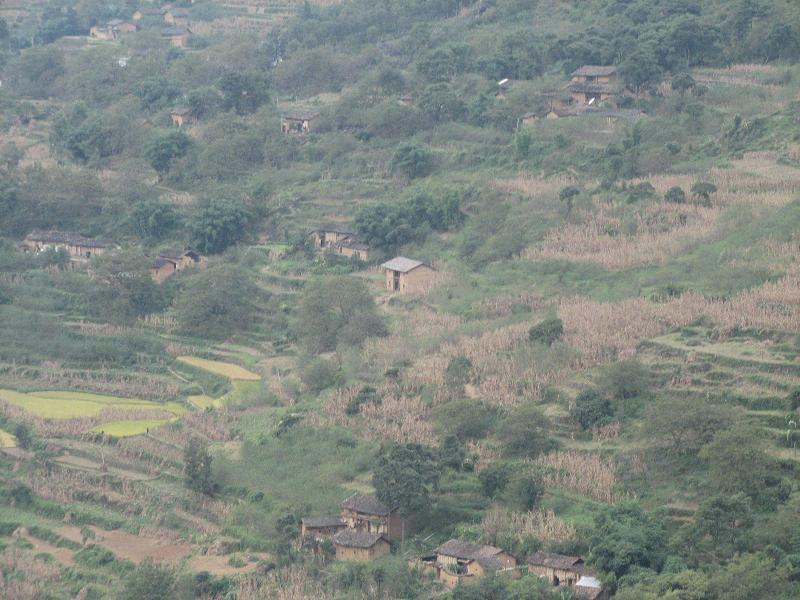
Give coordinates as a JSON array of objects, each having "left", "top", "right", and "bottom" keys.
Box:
[
  {"left": 567, "top": 82, "right": 618, "bottom": 94},
  {"left": 170, "top": 107, "right": 192, "bottom": 116},
  {"left": 341, "top": 494, "right": 391, "bottom": 516},
  {"left": 336, "top": 238, "right": 369, "bottom": 251},
  {"left": 333, "top": 529, "right": 387, "bottom": 548},
  {"left": 436, "top": 539, "right": 503, "bottom": 561},
  {"left": 316, "top": 223, "right": 356, "bottom": 235},
  {"left": 25, "top": 230, "right": 117, "bottom": 248},
  {"left": 283, "top": 109, "right": 321, "bottom": 121},
  {"left": 381, "top": 256, "right": 428, "bottom": 273},
  {"left": 107, "top": 19, "right": 124, "bottom": 26},
  {"left": 301, "top": 516, "right": 345, "bottom": 529},
  {"left": 572, "top": 65, "right": 617, "bottom": 77},
  {"left": 528, "top": 551, "right": 584, "bottom": 571}
]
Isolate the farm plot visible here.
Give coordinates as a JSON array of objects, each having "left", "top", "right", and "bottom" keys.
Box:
[
  {"left": 177, "top": 356, "right": 261, "bottom": 380},
  {"left": 0, "top": 389, "right": 185, "bottom": 437}
]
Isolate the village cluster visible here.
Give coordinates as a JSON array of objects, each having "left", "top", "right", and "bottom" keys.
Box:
[{"left": 302, "top": 494, "right": 606, "bottom": 598}]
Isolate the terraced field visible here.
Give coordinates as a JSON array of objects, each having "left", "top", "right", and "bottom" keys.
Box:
[{"left": 177, "top": 357, "right": 261, "bottom": 381}]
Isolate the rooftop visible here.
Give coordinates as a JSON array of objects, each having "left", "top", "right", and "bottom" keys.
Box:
[
  {"left": 528, "top": 551, "right": 584, "bottom": 571},
  {"left": 381, "top": 256, "right": 428, "bottom": 273},
  {"left": 301, "top": 516, "right": 345, "bottom": 529},
  {"left": 567, "top": 82, "right": 619, "bottom": 94},
  {"left": 161, "top": 27, "right": 191, "bottom": 36},
  {"left": 436, "top": 539, "right": 503, "bottom": 561},
  {"left": 283, "top": 109, "right": 321, "bottom": 121},
  {"left": 337, "top": 238, "right": 369, "bottom": 251},
  {"left": 107, "top": 19, "right": 124, "bottom": 26},
  {"left": 332, "top": 529, "right": 386, "bottom": 548},
  {"left": 170, "top": 107, "right": 192, "bottom": 116},
  {"left": 572, "top": 65, "right": 618, "bottom": 77},
  {"left": 25, "top": 230, "right": 117, "bottom": 249},
  {"left": 316, "top": 223, "right": 356, "bottom": 236},
  {"left": 341, "top": 494, "right": 392, "bottom": 516}
]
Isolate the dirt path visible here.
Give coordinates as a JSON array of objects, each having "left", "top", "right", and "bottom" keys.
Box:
[{"left": 18, "top": 531, "right": 76, "bottom": 566}]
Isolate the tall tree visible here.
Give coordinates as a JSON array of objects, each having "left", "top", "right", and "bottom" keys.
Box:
[{"left": 373, "top": 443, "right": 440, "bottom": 516}]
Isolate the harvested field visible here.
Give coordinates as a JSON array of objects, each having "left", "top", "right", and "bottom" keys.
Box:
[
  {"left": 177, "top": 357, "right": 261, "bottom": 380},
  {"left": 59, "top": 525, "right": 192, "bottom": 564},
  {"left": 0, "top": 429, "right": 16, "bottom": 448},
  {"left": 0, "top": 389, "right": 185, "bottom": 419}
]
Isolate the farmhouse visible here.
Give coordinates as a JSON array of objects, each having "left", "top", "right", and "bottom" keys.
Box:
[
  {"left": 310, "top": 224, "right": 369, "bottom": 260},
  {"left": 281, "top": 110, "right": 319, "bottom": 134},
  {"left": 381, "top": 257, "right": 437, "bottom": 294},
  {"left": 164, "top": 7, "right": 190, "bottom": 27},
  {"left": 432, "top": 539, "right": 517, "bottom": 588},
  {"left": 89, "top": 25, "right": 116, "bottom": 41},
  {"left": 568, "top": 65, "right": 620, "bottom": 105},
  {"left": 527, "top": 551, "right": 585, "bottom": 586},
  {"left": 108, "top": 19, "right": 137, "bottom": 33},
  {"left": 148, "top": 247, "right": 207, "bottom": 283},
  {"left": 518, "top": 112, "right": 539, "bottom": 127},
  {"left": 495, "top": 78, "right": 514, "bottom": 99},
  {"left": 340, "top": 494, "right": 409, "bottom": 541},
  {"left": 170, "top": 107, "right": 194, "bottom": 126},
  {"left": 332, "top": 530, "right": 391, "bottom": 562},
  {"left": 300, "top": 516, "right": 346, "bottom": 541},
  {"left": 161, "top": 27, "right": 191, "bottom": 48},
  {"left": 21, "top": 231, "right": 117, "bottom": 266},
  {"left": 133, "top": 8, "right": 162, "bottom": 20}
]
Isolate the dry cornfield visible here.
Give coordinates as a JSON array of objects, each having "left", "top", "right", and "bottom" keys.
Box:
[
  {"left": 533, "top": 451, "right": 619, "bottom": 503},
  {"left": 480, "top": 507, "right": 577, "bottom": 545},
  {"left": 0, "top": 548, "right": 62, "bottom": 600}
]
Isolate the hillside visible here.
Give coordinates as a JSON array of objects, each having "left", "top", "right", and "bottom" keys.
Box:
[{"left": 1, "top": 1, "right": 800, "bottom": 599}]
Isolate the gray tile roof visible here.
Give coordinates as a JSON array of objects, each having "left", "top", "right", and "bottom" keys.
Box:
[
  {"left": 381, "top": 256, "right": 428, "bottom": 273},
  {"left": 341, "top": 494, "right": 392, "bottom": 516},
  {"left": 527, "top": 551, "right": 584, "bottom": 571},
  {"left": 316, "top": 223, "right": 356, "bottom": 236},
  {"left": 25, "top": 230, "right": 117, "bottom": 249},
  {"left": 333, "top": 529, "right": 387, "bottom": 548},
  {"left": 572, "top": 65, "right": 617, "bottom": 77},
  {"left": 301, "top": 516, "right": 345, "bottom": 529},
  {"left": 283, "top": 109, "right": 321, "bottom": 121},
  {"left": 170, "top": 107, "right": 192, "bottom": 116},
  {"left": 436, "top": 539, "right": 503, "bottom": 561}
]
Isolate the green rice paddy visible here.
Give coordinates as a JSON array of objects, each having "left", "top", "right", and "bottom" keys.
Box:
[{"left": 0, "top": 389, "right": 185, "bottom": 419}]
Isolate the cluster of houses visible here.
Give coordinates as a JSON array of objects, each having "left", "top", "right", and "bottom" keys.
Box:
[
  {"left": 89, "top": 5, "right": 192, "bottom": 48},
  {"left": 309, "top": 224, "right": 438, "bottom": 295},
  {"left": 301, "top": 494, "right": 605, "bottom": 597},
  {"left": 19, "top": 231, "right": 205, "bottom": 282},
  {"left": 301, "top": 494, "right": 408, "bottom": 561},
  {"left": 509, "top": 65, "right": 646, "bottom": 126}
]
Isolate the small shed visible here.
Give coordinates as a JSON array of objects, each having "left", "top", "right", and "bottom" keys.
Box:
[
  {"left": 571, "top": 65, "right": 618, "bottom": 84},
  {"left": 281, "top": 110, "right": 320, "bottom": 134},
  {"left": 133, "top": 8, "right": 162, "bottom": 20},
  {"left": 575, "top": 575, "right": 608, "bottom": 600},
  {"left": 335, "top": 238, "right": 369, "bottom": 261},
  {"left": 311, "top": 224, "right": 356, "bottom": 250},
  {"left": 114, "top": 21, "right": 138, "bottom": 34},
  {"left": 340, "top": 494, "right": 408, "bottom": 541},
  {"left": 433, "top": 539, "right": 517, "bottom": 588},
  {"left": 332, "top": 530, "right": 391, "bottom": 561},
  {"left": 170, "top": 107, "right": 194, "bottom": 126},
  {"left": 518, "top": 112, "right": 538, "bottom": 127},
  {"left": 527, "top": 551, "right": 585, "bottom": 586},
  {"left": 381, "top": 257, "right": 437, "bottom": 294},
  {"left": 495, "top": 78, "right": 514, "bottom": 99}
]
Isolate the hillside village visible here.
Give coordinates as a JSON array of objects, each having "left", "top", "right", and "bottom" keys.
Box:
[{"left": 2, "top": 1, "right": 800, "bottom": 599}]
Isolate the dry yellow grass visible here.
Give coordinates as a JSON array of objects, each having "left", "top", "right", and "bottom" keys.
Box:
[
  {"left": 533, "top": 451, "right": 620, "bottom": 503},
  {"left": 481, "top": 507, "right": 577, "bottom": 545}
]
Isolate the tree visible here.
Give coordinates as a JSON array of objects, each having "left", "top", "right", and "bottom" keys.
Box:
[
  {"left": 121, "top": 559, "right": 187, "bottom": 600},
  {"left": 690, "top": 181, "right": 717, "bottom": 203},
  {"left": 641, "top": 397, "right": 735, "bottom": 457},
  {"left": 13, "top": 423, "right": 32, "bottom": 450},
  {"left": 439, "top": 434, "right": 467, "bottom": 471},
  {"left": 598, "top": 359, "right": 650, "bottom": 400},
  {"left": 127, "top": 199, "right": 179, "bottom": 240},
  {"left": 700, "top": 424, "right": 786, "bottom": 506},
  {"left": 671, "top": 72, "right": 696, "bottom": 94},
  {"left": 145, "top": 131, "right": 191, "bottom": 178},
  {"left": 92, "top": 249, "right": 168, "bottom": 321},
  {"left": 528, "top": 318, "right": 563, "bottom": 346},
  {"left": 559, "top": 186, "right": 580, "bottom": 216},
  {"left": 218, "top": 71, "right": 269, "bottom": 115},
  {"left": 570, "top": 388, "right": 613, "bottom": 430},
  {"left": 444, "top": 356, "right": 472, "bottom": 389},
  {"left": 693, "top": 493, "right": 754, "bottom": 552},
  {"left": 373, "top": 443, "right": 440, "bottom": 516},
  {"left": 589, "top": 501, "right": 667, "bottom": 577},
  {"left": 174, "top": 265, "right": 262, "bottom": 339},
  {"left": 498, "top": 404, "right": 553, "bottom": 458},
  {"left": 619, "top": 48, "right": 663, "bottom": 95},
  {"left": 508, "top": 473, "right": 545, "bottom": 511},
  {"left": 479, "top": 463, "right": 510, "bottom": 498},
  {"left": 664, "top": 185, "right": 686, "bottom": 204},
  {"left": 390, "top": 144, "right": 434, "bottom": 179},
  {"left": 184, "top": 437, "right": 215, "bottom": 496},
  {"left": 295, "top": 277, "right": 386, "bottom": 354},
  {"left": 187, "top": 199, "right": 251, "bottom": 254},
  {"left": 135, "top": 77, "right": 180, "bottom": 111}
]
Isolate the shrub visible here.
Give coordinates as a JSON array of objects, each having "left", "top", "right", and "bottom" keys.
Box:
[
  {"left": 664, "top": 186, "right": 686, "bottom": 204},
  {"left": 479, "top": 463, "right": 511, "bottom": 498},
  {"left": 528, "top": 318, "right": 564, "bottom": 346},
  {"left": 599, "top": 360, "right": 650, "bottom": 400},
  {"left": 508, "top": 473, "right": 545, "bottom": 511},
  {"left": 444, "top": 356, "right": 473, "bottom": 388},
  {"left": 345, "top": 386, "right": 380, "bottom": 415},
  {"left": 570, "top": 388, "right": 613, "bottom": 430},
  {"left": 435, "top": 399, "right": 496, "bottom": 441},
  {"left": 300, "top": 357, "right": 341, "bottom": 394},
  {"left": 75, "top": 544, "right": 116, "bottom": 567}
]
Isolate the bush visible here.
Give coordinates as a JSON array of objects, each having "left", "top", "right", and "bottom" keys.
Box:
[
  {"left": 498, "top": 404, "right": 554, "bottom": 458},
  {"left": 599, "top": 360, "right": 650, "bottom": 400},
  {"left": 570, "top": 388, "right": 613, "bottom": 430},
  {"left": 528, "top": 318, "right": 564, "bottom": 346},
  {"left": 75, "top": 544, "right": 116, "bottom": 567},
  {"left": 435, "top": 399, "right": 496, "bottom": 441},
  {"left": 508, "top": 473, "right": 545, "bottom": 511},
  {"left": 345, "top": 386, "right": 379, "bottom": 415},
  {"left": 301, "top": 357, "right": 341, "bottom": 394},
  {"left": 479, "top": 463, "right": 511, "bottom": 498},
  {"left": 664, "top": 186, "right": 686, "bottom": 204},
  {"left": 445, "top": 356, "right": 472, "bottom": 388}
]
